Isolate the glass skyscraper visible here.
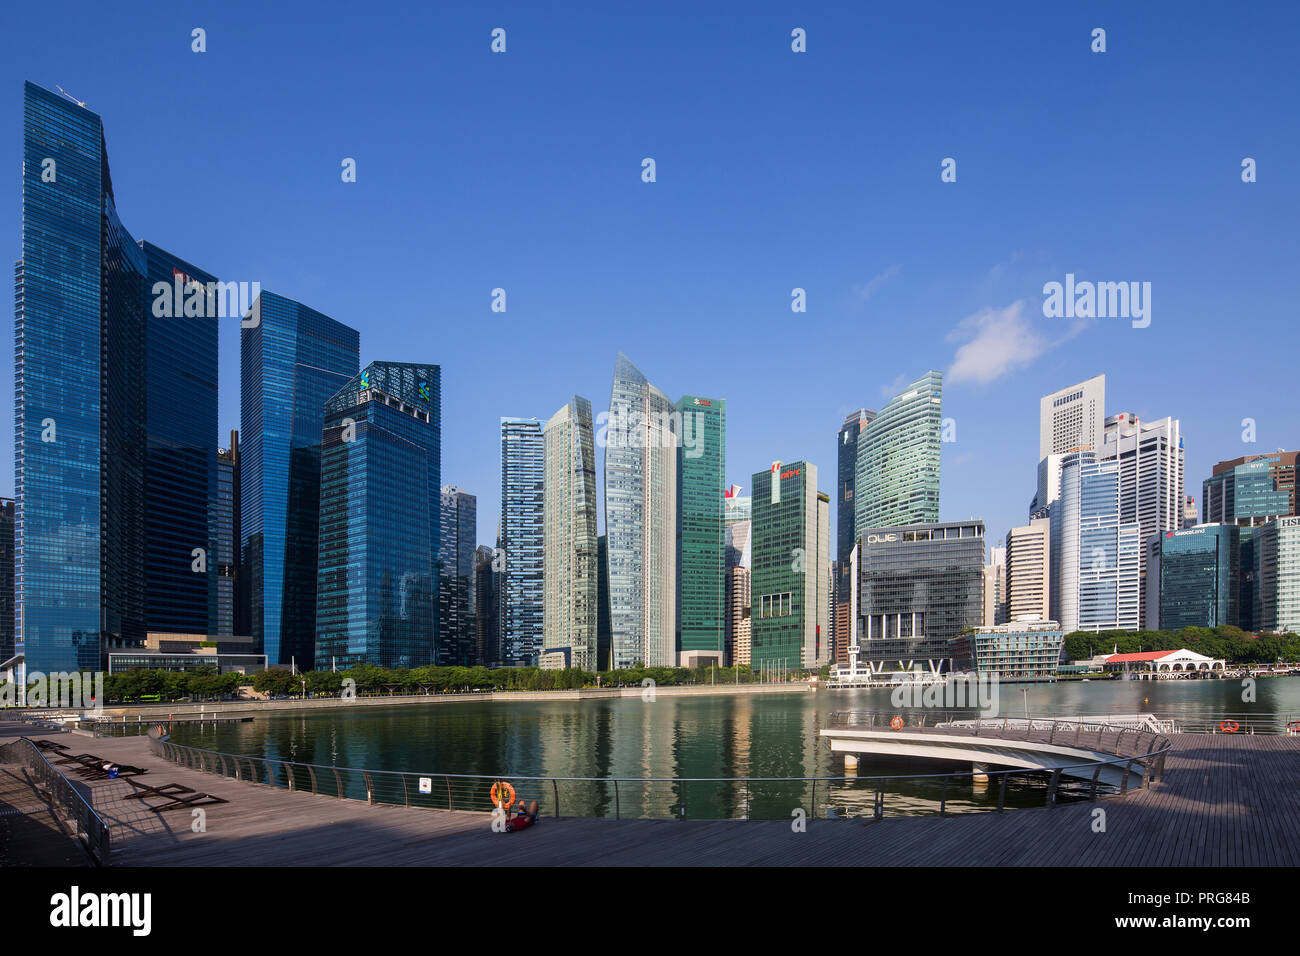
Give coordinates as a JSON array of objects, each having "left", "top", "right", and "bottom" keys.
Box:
[
  {"left": 316, "top": 362, "right": 441, "bottom": 669},
  {"left": 439, "top": 486, "right": 477, "bottom": 666},
  {"left": 604, "top": 353, "right": 677, "bottom": 669},
  {"left": 1151, "top": 525, "right": 1239, "bottom": 630},
  {"left": 542, "top": 396, "right": 598, "bottom": 670},
  {"left": 215, "top": 435, "right": 239, "bottom": 638},
  {"left": 675, "top": 394, "right": 726, "bottom": 665},
  {"left": 499, "top": 418, "right": 545, "bottom": 666},
  {"left": 241, "top": 291, "right": 359, "bottom": 670},
  {"left": 855, "top": 371, "right": 942, "bottom": 532}
]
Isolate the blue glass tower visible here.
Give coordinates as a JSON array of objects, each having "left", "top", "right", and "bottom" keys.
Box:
[
  {"left": 316, "top": 362, "right": 441, "bottom": 669},
  {"left": 16, "top": 82, "right": 149, "bottom": 675},
  {"left": 241, "top": 291, "right": 359, "bottom": 670}
]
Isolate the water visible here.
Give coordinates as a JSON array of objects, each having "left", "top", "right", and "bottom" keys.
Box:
[{"left": 168, "top": 678, "right": 1300, "bottom": 820}]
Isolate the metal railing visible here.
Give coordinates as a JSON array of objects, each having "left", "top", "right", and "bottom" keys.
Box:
[
  {"left": 146, "top": 726, "right": 1172, "bottom": 822},
  {"left": 0, "top": 737, "right": 110, "bottom": 865}
]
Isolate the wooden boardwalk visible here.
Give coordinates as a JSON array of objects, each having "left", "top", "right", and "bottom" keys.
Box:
[{"left": 2, "top": 721, "right": 1296, "bottom": 866}]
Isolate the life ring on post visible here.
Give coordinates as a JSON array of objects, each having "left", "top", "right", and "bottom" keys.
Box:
[
  {"left": 490, "top": 780, "right": 516, "bottom": 808},
  {"left": 890, "top": 716, "right": 905, "bottom": 730},
  {"left": 1219, "top": 720, "right": 1240, "bottom": 734},
  {"left": 1286, "top": 720, "right": 1300, "bottom": 736}
]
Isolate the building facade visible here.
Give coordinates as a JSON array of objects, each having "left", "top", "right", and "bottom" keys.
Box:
[
  {"left": 750, "top": 462, "right": 830, "bottom": 670},
  {"left": 215, "top": 435, "right": 240, "bottom": 638},
  {"left": 0, "top": 499, "right": 13, "bottom": 665},
  {"left": 499, "top": 418, "right": 545, "bottom": 666},
  {"left": 241, "top": 291, "right": 359, "bottom": 670},
  {"left": 315, "top": 362, "right": 441, "bottom": 669},
  {"left": 855, "top": 371, "right": 942, "bottom": 532},
  {"left": 1005, "top": 518, "right": 1050, "bottom": 623},
  {"left": 1149, "top": 524, "right": 1239, "bottom": 630},
  {"left": 1203, "top": 452, "right": 1298, "bottom": 527},
  {"left": 542, "top": 397, "right": 599, "bottom": 671},
  {"left": 604, "top": 353, "right": 678, "bottom": 668},
  {"left": 983, "top": 545, "right": 1007, "bottom": 626},
  {"left": 473, "top": 545, "right": 500, "bottom": 667},
  {"left": 1034, "top": 374, "right": 1105, "bottom": 519},
  {"left": 439, "top": 486, "right": 477, "bottom": 666},
  {"left": 676, "top": 395, "right": 726, "bottom": 666},
  {"left": 1255, "top": 516, "right": 1300, "bottom": 634},
  {"left": 966, "top": 620, "right": 1065, "bottom": 680}
]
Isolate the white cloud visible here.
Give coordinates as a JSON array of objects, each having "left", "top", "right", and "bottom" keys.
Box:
[
  {"left": 946, "top": 300, "right": 1085, "bottom": 386},
  {"left": 854, "top": 264, "right": 901, "bottom": 302}
]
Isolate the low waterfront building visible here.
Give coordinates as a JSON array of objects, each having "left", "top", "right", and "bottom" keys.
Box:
[
  {"left": 107, "top": 633, "right": 266, "bottom": 674},
  {"left": 963, "top": 620, "right": 1064, "bottom": 681},
  {"left": 1102, "top": 648, "right": 1226, "bottom": 678}
]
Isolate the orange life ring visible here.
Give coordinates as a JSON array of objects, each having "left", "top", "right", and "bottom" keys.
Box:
[
  {"left": 490, "top": 781, "right": 516, "bottom": 808},
  {"left": 890, "top": 716, "right": 905, "bottom": 730},
  {"left": 1219, "top": 720, "right": 1239, "bottom": 734},
  {"left": 1287, "top": 720, "right": 1300, "bottom": 733}
]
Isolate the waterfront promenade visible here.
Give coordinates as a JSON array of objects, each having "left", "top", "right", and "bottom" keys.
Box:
[{"left": 2, "top": 720, "right": 1296, "bottom": 866}]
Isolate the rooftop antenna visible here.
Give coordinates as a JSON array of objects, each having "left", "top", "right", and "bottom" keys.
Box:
[{"left": 55, "top": 86, "right": 88, "bottom": 109}]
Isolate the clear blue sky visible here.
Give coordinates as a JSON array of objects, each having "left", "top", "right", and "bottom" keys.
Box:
[{"left": 2, "top": 1, "right": 1297, "bottom": 551}]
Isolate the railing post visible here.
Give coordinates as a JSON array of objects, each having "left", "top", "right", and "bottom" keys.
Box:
[
  {"left": 1048, "top": 721, "right": 1057, "bottom": 744},
  {"left": 615, "top": 779, "right": 620, "bottom": 820},
  {"left": 402, "top": 774, "right": 409, "bottom": 807},
  {"left": 997, "top": 773, "right": 1007, "bottom": 811},
  {"left": 446, "top": 776, "right": 453, "bottom": 811},
  {"left": 744, "top": 780, "right": 749, "bottom": 821},
  {"left": 286, "top": 762, "right": 295, "bottom": 792},
  {"left": 553, "top": 778, "right": 560, "bottom": 820},
  {"left": 1120, "top": 760, "right": 1133, "bottom": 794},
  {"left": 305, "top": 764, "right": 317, "bottom": 795},
  {"left": 1089, "top": 764, "right": 1101, "bottom": 800},
  {"left": 1074, "top": 721, "right": 1082, "bottom": 747},
  {"left": 811, "top": 778, "right": 817, "bottom": 821},
  {"left": 363, "top": 772, "right": 374, "bottom": 805},
  {"left": 1046, "top": 768, "right": 1062, "bottom": 806},
  {"left": 938, "top": 777, "right": 947, "bottom": 817},
  {"left": 263, "top": 759, "right": 274, "bottom": 787},
  {"left": 333, "top": 768, "right": 342, "bottom": 798}
]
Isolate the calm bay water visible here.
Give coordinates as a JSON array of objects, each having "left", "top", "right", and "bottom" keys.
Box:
[{"left": 167, "top": 678, "right": 1300, "bottom": 819}]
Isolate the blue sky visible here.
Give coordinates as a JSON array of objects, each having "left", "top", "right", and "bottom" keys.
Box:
[{"left": 2, "top": 1, "right": 1297, "bottom": 551}]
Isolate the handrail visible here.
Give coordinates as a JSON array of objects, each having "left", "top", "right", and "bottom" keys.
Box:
[
  {"left": 146, "top": 726, "right": 1172, "bottom": 821},
  {"left": 0, "top": 737, "right": 111, "bottom": 865}
]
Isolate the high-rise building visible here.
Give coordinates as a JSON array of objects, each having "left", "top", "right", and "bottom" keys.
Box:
[
  {"left": 315, "top": 362, "right": 441, "bottom": 669},
  {"left": 604, "top": 353, "right": 678, "bottom": 668},
  {"left": 439, "top": 486, "right": 477, "bottom": 666},
  {"left": 1182, "top": 495, "right": 1198, "bottom": 529},
  {"left": 1054, "top": 450, "right": 1141, "bottom": 633},
  {"left": 854, "top": 371, "right": 942, "bottom": 531},
  {"left": 856, "top": 521, "right": 985, "bottom": 671},
  {"left": 1148, "top": 524, "right": 1239, "bottom": 630},
  {"left": 542, "top": 397, "right": 598, "bottom": 671},
  {"left": 15, "top": 83, "right": 229, "bottom": 675},
  {"left": 1255, "top": 516, "right": 1300, "bottom": 634},
  {"left": 836, "top": 409, "right": 875, "bottom": 664},
  {"left": 676, "top": 395, "right": 726, "bottom": 666},
  {"left": 1203, "top": 452, "right": 1298, "bottom": 527},
  {"left": 1033, "top": 374, "right": 1105, "bottom": 517},
  {"left": 596, "top": 535, "right": 611, "bottom": 671},
  {"left": 241, "top": 292, "right": 359, "bottom": 670},
  {"left": 473, "top": 545, "right": 500, "bottom": 667},
  {"left": 726, "top": 566, "right": 752, "bottom": 667},
  {"left": 1005, "top": 518, "right": 1050, "bottom": 623},
  {"left": 0, "top": 499, "right": 13, "bottom": 665},
  {"left": 983, "top": 545, "right": 1007, "bottom": 626},
  {"left": 750, "top": 462, "right": 830, "bottom": 670},
  {"left": 140, "top": 243, "right": 220, "bottom": 637},
  {"left": 1100, "top": 413, "right": 1185, "bottom": 627},
  {"left": 499, "top": 418, "right": 545, "bottom": 666},
  {"left": 215, "top": 435, "right": 240, "bottom": 638},
  {"left": 724, "top": 486, "right": 752, "bottom": 668}
]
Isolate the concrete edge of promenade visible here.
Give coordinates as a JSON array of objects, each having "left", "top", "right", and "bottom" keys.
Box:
[{"left": 16, "top": 680, "right": 813, "bottom": 722}]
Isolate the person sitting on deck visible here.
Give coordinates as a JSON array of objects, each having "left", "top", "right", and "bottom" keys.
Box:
[
  {"left": 507, "top": 800, "right": 539, "bottom": 832},
  {"left": 101, "top": 762, "right": 119, "bottom": 779}
]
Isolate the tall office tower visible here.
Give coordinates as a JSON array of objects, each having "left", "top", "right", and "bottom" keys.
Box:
[
  {"left": 242, "top": 292, "right": 360, "bottom": 670},
  {"left": 1099, "top": 413, "right": 1185, "bottom": 627},
  {"left": 215, "top": 436, "right": 240, "bottom": 638},
  {"left": 499, "top": 418, "right": 544, "bottom": 666},
  {"left": 18, "top": 84, "right": 137, "bottom": 678},
  {"left": 596, "top": 535, "right": 611, "bottom": 671},
  {"left": 1203, "top": 452, "right": 1298, "bottom": 526},
  {"left": 836, "top": 409, "right": 875, "bottom": 662},
  {"left": 676, "top": 395, "right": 726, "bottom": 666},
  {"left": 0, "top": 499, "right": 13, "bottom": 664},
  {"left": 983, "top": 545, "right": 1007, "bottom": 626},
  {"left": 1054, "top": 450, "right": 1141, "bottom": 633},
  {"left": 315, "top": 362, "right": 441, "bottom": 669},
  {"left": 473, "top": 545, "right": 500, "bottom": 667},
  {"left": 140, "top": 243, "right": 220, "bottom": 636},
  {"left": 1033, "top": 375, "right": 1105, "bottom": 516},
  {"left": 439, "top": 486, "right": 477, "bottom": 666},
  {"left": 854, "top": 371, "right": 942, "bottom": 532},
  {"left": 542, "top": 397, "right": 598, "bottom": 671},
  {"left": 1147, "top": 525, "right": 1240, "bottom": 630},
  {"left": 750, "top": 462, "right": 830, "bottom": 670},
  {"left": 726, "top": 566, "right": 752, "bottom": 667},
  {"left": 605, "top": 353, "right": 678, "bottom": 669},
  {"left": 724, "top": 486, "right": 752, "bottom": 667},
  {"left": 1255, "top": 516, "right": 1300, "bottom": 634},
  {"left": 1005, "top": 518, "right": 1050, "bottom": 622}
]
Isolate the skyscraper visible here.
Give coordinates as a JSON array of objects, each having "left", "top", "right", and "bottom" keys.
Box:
[
  {"left": 1203, "top": 452, "right": 1298, "bottom": 526},
  {"left": 676, "top": 395, "right": 726, "bottom": 666},
  {"left": 0, "top": 499, "right": 13, "bottom": 665},
  {"left": 855, "top": 371, "right": 942, "bottom": 532},
  {"left": 836, "top": 409, "right": 875, "bottom": 664},
  {"left": 604, "top": 353, "right": 678, "bottom": 668},
  {"left": 141, "top": 242, "right": 220, "bottom": 637},
  {"left": 724, "top": 486, "right": 752, "bottom": 668},
  {"left": 1148, "top": 525, "right": 1239, "bottom": 630},
  {"left": 542, "top": 397, "right": 599, "bottom": 670},
  {"left": 499, "top": 418, "right": 545, "bottom": 666},
  {"left": 750, "top": 462, "right": 830, "bottom": 670},
  {"left": 1005, "top": 518, "right": 1050, "bottom": 623},
  {"left": 983, "top": 545, "right": 1007, "bottom": 626},
  {"left": 1100, "top": 413, "right": 1185, "bottom": 627},
  {"left": 215, "top": 435, "right": 240, "bottom": 638},
  {"left": 1054, "top": 450, "right": 1141, "bottom": 632},
  {"left": 1034, "top": 374, "right": 1105, "bottom": 517},
  {"left": 473, "top": 545, "right": 500, "bottom": 667},
  {"left": 439, "top": 486, "right": 477, "bottom": 666},
  {"left": 242, "top": 291, "right": 360, "bottom": 670},
  {"left": 316, "top": 362, "right": 441, "bottom": 669}
]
